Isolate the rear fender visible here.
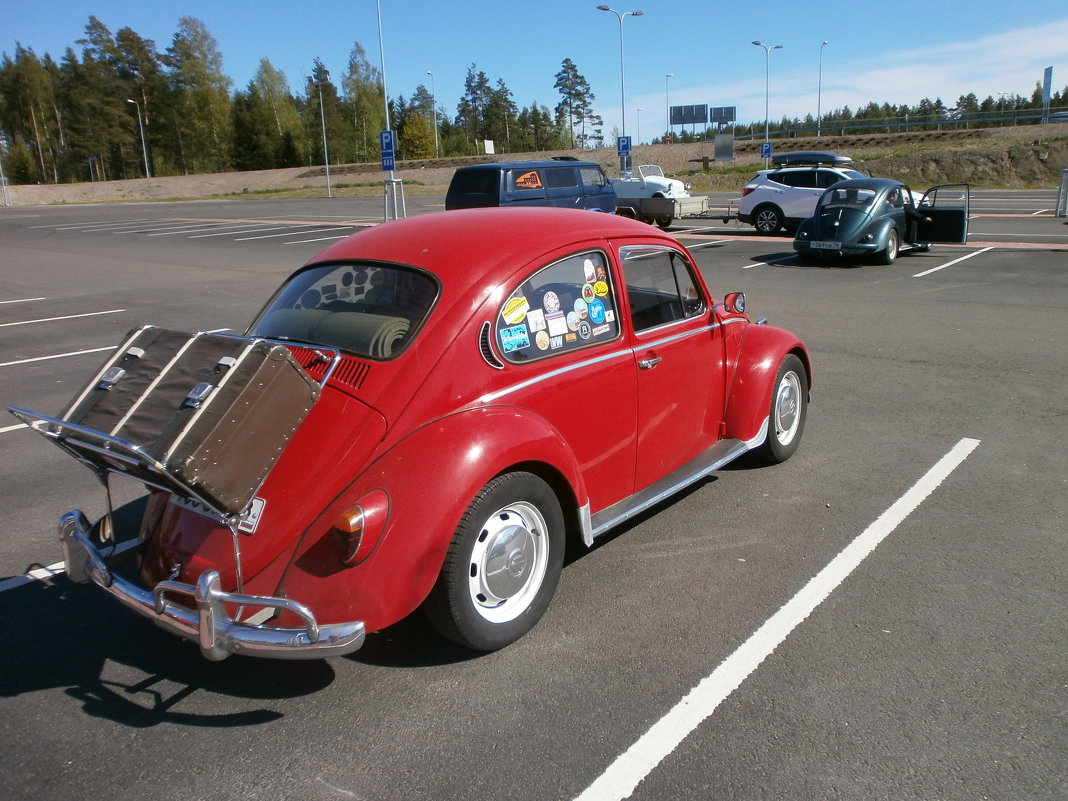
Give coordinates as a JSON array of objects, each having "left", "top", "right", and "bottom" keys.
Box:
[
  {"left": 275, "top": 406, "right": 586, "bottom": 633},
  {"left": 723, "top": 324, "right": 811, "bottom": 443}
]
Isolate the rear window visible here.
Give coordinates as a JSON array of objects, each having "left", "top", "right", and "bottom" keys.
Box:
[
  {"left": 249, "top": 263, "right": 438, "bottom": 360},
  {"left": 449, "top": 168, "right": 499, "bottom": 196}
]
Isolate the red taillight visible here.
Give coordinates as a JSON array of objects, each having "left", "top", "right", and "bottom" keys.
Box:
[
  {"left": 741, "top": 187, "right": 755, "bottom": 197},
  {"left": 332, "top": 489, "right": 389, "bottom": 566}
]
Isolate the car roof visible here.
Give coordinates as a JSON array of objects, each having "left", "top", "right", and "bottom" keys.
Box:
[
  {"left": 306, "top": 207, "right": 667, "bottom": 295},
  {"left": 453, "top": 160, "right": 602, "bottom": 171},
  {"left": 826, "top": 177, "right": 904, "bottom": 192}
]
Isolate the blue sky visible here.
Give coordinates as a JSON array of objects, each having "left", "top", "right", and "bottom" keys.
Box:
[{"left": 2, "top": 0, "right": 1066, "bottom": 142}]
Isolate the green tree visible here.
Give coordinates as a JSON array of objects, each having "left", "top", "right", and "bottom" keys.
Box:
[
  {"left": 340, "top": 43, "right": 385, "bottom": 162},
  {"left": 163, "top": 17, "right": 233, "bottom": 173},
  {"left": 554, "top": 58, "right": 598, "bottom": 148}
]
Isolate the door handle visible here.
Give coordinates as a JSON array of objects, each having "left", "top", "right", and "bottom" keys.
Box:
[{"left": 638, "top": 356, "right": 662, "bottom": 369}]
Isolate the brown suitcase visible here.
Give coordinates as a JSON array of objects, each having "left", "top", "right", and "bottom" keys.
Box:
[{"left": 35, "top": 327, "right": 322, "bottom": 517}]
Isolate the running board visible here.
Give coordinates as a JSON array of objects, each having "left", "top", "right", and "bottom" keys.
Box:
[{"left": 586, "top": 437, "right": 752, "bottom": 545}]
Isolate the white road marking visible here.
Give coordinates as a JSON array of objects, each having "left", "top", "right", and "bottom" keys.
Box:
[
  {"left": 913, "top": 247, "right": 994, "bottom": 277},
  {"left": 0, "top": 345, "right": 116, "bottom": 368},
  {"left": 235, "top": 227, "right": 353, "bottom": 241},
  {"left": 285, "top": 235, "right": 353, "bottom": 244},
  {"left": 575, "top": 437, "right": 981, "bottom": 801},
  {"left": 0, "top": 309, "right": 125, "bottom": 328},
  {"left": 743, "top": 255, "right": 797, "bottom": 269},
  {"left": 0, "top": 297, "right": 46, "bottom": 305}
]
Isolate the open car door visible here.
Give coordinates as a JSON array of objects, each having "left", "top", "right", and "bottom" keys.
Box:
[{"left": 915, "top": 183, "right": 970, "bottom": 244}]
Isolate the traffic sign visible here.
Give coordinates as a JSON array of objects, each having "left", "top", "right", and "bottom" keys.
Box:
[
  {"left": 760, "top": 141, "right": 772, "bottom": 159},
  {"left": 380, "top": 130, "right": 396, "bottom": 172},
  {"left": 617, "top": 136, "right": 631, "bottom": 157}
]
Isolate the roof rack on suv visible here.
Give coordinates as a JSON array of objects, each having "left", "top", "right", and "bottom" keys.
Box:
[{"left": 771, "top": 151, "right": 852, "bottom": 167}]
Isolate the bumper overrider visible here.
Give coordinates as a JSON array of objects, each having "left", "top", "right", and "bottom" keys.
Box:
[{"left": 59, "top": 510, "right": 365, "bottom": 661}]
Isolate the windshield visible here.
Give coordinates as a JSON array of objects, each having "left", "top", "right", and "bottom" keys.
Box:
[{"left": 248, "top": 262, "right": 438, "bottom": 360}]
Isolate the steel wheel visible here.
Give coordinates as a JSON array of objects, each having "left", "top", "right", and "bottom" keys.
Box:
[
  {"left": 424, "top": 472, "right": 564, "bottom": 651},
  {"left": 466, "top": 500, "right": 549, "bottom": 624}
]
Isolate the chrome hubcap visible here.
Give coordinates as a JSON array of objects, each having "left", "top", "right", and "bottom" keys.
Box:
[
  {"left": 468, "top": 502, "right": 548, "bottom": 623},
  {"left": 774, "top": 371, "right": 802, "bottom": 445}
]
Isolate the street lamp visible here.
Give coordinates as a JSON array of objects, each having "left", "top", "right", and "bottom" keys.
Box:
[
  {"left": 598, "top": 4, "right": 643, "bottom": 172},
  {"left": 314, "top": 80, "right": 332, "bottom": 197},
  {"left": 752, "top": 40, "right": 782, "bottom": 165},
  {"left": 427, "top": 70, "right": 440, "bottom": 158},
  {"left": 817, "top": 40, "right": 829, "bottom": 137},
  {"left": 126, "top": 98, "right": 151, "bottom": 178},
  {"left": 636, "top": 107, "right": 642, "bottom": 145},
  {"left": 665, "top": 73, "right": 674, "bottom": 141}
]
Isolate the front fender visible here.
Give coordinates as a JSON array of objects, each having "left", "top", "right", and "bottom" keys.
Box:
[
  {"left": 723, "top": 324, "right": 811, "bottom": 443},
  {"left": 275, "top": 405, "right": 587, "bottom": 634}
]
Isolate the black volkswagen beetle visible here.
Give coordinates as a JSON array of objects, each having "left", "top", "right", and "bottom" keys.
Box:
[{"left": 794, "top": 178, "right": 969, "bottom": 265}]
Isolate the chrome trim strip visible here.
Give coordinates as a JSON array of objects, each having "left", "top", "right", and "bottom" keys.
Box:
[
  {"left": 59, "top": 510, "right": 365, "bottom": 661},
  {"left": 478, "top": 348, "right": 632, "bottom": 404}
]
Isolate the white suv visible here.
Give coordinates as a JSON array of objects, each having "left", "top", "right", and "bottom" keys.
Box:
[{"left": 738, "top": 152, "right": 866, "bottom": 234}]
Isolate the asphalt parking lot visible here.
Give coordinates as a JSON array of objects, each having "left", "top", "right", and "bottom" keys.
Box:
[{"left": 0, "top": 192, "right": 1065, "bottom": 801}]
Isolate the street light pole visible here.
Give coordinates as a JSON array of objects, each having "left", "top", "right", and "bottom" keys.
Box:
[
  {"left": 817, "top": 40, "right": 828, "bottom": 138},
  {"left": 665, "top": 73, "right": 674, "bottom": 141},
  {"left": 126, "top": 98, "right": 151, "bottom": 178},
  {"left": 597, "top": 5, "right": 643, "bottom": 173},
  {"left": 315, "top": 81, "right": 332, "bottom": 198},
  {"left": 752, "top": 40, "right": 782, "bottom": 166},
  {"left": 427, "top": 70, "right": 440, "bottom": 158}
]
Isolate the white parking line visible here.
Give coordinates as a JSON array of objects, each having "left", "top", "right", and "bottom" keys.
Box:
[
  {"left": 913, "top": 247, "right": 994, "bottom": 278},
  {"left": 0, "top": 297, "right": 46, "bottom": 305},
  {"left": 575, "top": 437, "right": 981, "bottom": 801},
  {"left": 235, "top": 227, "right": 353, "bottom": 241},
  {"left": 743, "top": 255, "right": 797, "bottom": 269},
  {"left": 0, "top": 309, "right": 125, "bottom": 328},
  {"left": 285, "top": 235, "right": 353, "bottom": 244},
  {"left": 0, "top": 345, "right": 115, "bottom": 368}
]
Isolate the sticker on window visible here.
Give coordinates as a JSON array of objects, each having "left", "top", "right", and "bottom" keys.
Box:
[{"left": 515, "top": 170, "right": 543, "bottom": 190}]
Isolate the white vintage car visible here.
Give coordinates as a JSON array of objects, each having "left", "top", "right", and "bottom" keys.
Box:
[
  {"left": 611, "top": 165, "right": 709, "bottom": 229},
  {"left": 611, "top": 164, "right": 690, "bottom": 200}
]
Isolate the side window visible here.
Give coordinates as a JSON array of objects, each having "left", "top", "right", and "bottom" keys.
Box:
[
  {"left": 815, "top": 170, "right": 842, "bottom": 188},
  {"left": 579, "top": 166, "right": 609, "bottom": 188},
  {"left": 783, "top": 170, "right": 819, "bottom": 188},
  {"left": 496, "top": 251, "right": 620, "bottom": 362},
  {"left": 512, "top": 169, "right": 544, "bottom": 191},
  {"left": 622, "top": 247, "right": 705, "bottom": 332},
  {"left": 545, "top": 168, "right": 579, "bottom": 189}
]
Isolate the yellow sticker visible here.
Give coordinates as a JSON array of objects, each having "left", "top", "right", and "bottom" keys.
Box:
[{"left": 502, "top": 296, "right": 530, "bottom": 324}]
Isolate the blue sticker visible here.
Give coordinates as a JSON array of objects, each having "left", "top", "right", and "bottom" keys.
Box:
[
  {"left": 499, "top": 325, "right": 530, "bottom": 352},
  {"left": 588, "top": 299, "right": 606, "bottom": 324}
]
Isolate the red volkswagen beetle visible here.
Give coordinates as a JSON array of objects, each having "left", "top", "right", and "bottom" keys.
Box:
[{"left": 11, "top": 207, "right": 811, "bottom": 660}]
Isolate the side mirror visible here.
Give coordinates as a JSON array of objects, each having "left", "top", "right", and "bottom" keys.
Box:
[{"left": 722, "top": 291, "right": 746, "bottom": 314}]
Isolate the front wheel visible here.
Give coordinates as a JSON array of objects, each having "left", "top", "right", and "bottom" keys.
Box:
[
  {"left": 752, "top": 354, "right": 808, "bottom": 464},
  {"left": 424, "top": 472, "right": 564, "bottom": 651}
]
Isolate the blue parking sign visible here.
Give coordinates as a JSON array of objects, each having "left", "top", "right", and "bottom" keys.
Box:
[
  {"left": 617, "top": 136, "right": 631, "bottom": 157},
  {"left": 760, "top": 141, "right": 772, "bottom": 159},
  {"left": 380, "top": 130, "right": 395, "bottom": 171}
]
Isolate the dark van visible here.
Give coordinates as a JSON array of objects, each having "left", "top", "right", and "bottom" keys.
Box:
[{"left": 445, "top": 160, "right": 616, "bottom": 212}]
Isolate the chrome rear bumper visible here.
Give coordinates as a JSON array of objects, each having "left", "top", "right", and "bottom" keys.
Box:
[{"left": 59, "top": 510, "right": 365, "bottom": 661}]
